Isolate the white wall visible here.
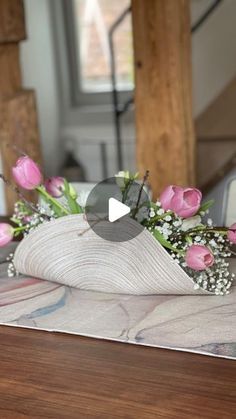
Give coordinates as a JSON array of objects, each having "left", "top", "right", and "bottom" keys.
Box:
[
  {"left": 192, "top": 0, "right": 236, "bottom": 116},
  {"left": 20, "top": 0, "right": 62, "bottom": 176}
]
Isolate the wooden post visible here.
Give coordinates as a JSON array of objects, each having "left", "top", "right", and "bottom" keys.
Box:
[
  {"left": 0, "top": 0, "right": 42, "bottom": 214},
  {"left": 132, "top": 0, "right": 195, "bottom": 199}
]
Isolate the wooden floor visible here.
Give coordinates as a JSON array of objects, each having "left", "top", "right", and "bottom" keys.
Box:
[{"left": 0, "top": 326, "right": 235, "bottom": 418}]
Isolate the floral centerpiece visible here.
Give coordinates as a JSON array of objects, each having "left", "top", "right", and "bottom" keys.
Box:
[{"left": 0, "top": 156, "right": 236, "bottom": 296}]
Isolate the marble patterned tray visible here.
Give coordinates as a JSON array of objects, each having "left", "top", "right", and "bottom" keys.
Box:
[{"left": 0, "top": 246, "right": 236, "bottom": 360}]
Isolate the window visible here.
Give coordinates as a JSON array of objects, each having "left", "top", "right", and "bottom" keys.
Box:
[{"left": 64, "top": 0, "right": 133, "bottom": 105}]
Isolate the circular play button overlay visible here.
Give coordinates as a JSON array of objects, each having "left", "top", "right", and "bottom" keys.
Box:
[{"left": 85, "top": 176, "right": 150, "bottom": 242}]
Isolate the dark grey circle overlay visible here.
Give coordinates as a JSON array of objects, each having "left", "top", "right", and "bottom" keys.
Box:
[{"left": 85, "top": 177, "right": 150, "bottom": 242}]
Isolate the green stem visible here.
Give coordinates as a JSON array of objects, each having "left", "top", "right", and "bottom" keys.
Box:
[
  {"left": 13, "top": 225, "right": 28, "bottom": 238},
  {"left": 14, "top": 226, "right": 27, "bottom": 232},
  {"left": 36, "top": 186, "right": 70, "bottom": 216},
  {"left": 10, "top": 217, "right": 22, "bottom": 226},
  {"left": 132, "top": 170, "right": 149, "bottom": 220},
  {"left": 63, "top": 179, "right": 82, "bottom": 214},
  {"left": 149, "top": 211, "right": 173, "bottom": 223},
  {"left": 187, "top": 227, "right": 228, "bottom": 236},
  {"left": 186, "top": 235, "right": 193, "bottom": 245},
  {"left": 152, "top": 229, "right": 184, "bottom": 255},
  {"left": 121, "top": 179, "right": 133, "bottom": 203}
]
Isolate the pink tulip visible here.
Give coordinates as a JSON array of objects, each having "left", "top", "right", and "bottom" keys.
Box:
[
  {"left": 227, "top": 223, "right": 236, "bottom": 244},
  {"left": 160, "top": 185, "right": 202, "bottom": 218},
  {"left": 12, "top": 156, "right": 42, "bottom": 190},
  {"left": 185, "top": 245, "right": 214, "bottom": 271},
  {"left": 160, "top": 185, "right": 182, "bottom": 211},
  {"left": 0, "top": 223, "right": 14, "bottom": 247},
  {"left": 44, "top": 177, "right": 65, "bottom": 198}
]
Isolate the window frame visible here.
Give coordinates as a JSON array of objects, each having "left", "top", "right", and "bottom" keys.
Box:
[{"left": 62, "top": 0, "right": 133, "bottom": 108}]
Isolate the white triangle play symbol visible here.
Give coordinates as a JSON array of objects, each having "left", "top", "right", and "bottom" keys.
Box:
[{"left": 108, "top": 198, "right": 130, "bottom": 222}]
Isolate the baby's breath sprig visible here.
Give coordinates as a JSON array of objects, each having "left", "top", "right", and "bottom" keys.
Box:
[{"left": 145, "top": 195, "right": 235, "bottom": 295}]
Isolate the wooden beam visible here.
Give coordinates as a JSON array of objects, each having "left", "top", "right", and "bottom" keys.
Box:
[
  {"left": 0, "top": 0, "right": 25, "bottom": 43},
  {"left": 0, "top": 90, "right": 42, "bottom": 213},
  {"left": 0, "top": 0, "right": 42, "bottom": 214},
  {"left": 0, "top": 44, "right": 21, "bottom": 96},
  {"left": 132, "top": 0, "right": 196, "bottom": 199}
]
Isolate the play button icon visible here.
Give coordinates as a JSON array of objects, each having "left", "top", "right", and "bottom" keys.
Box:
[
  {"left": 85, "top": 176, "right": 150, "bottom": 242},
  {"left": 108, "top": 198, "right": 130, "bottom": 222}
]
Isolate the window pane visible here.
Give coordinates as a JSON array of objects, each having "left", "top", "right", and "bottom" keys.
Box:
[{"left": 74, "top": 0, "right": 134, "bottom": 92}]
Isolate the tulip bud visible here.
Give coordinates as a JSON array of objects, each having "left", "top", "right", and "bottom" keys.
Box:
[
  {"left": 12, "top": 156, "right": 42, "bottom": 190},
  {"left": 68, "top": 183, "right": 78, "bottom": 200},
  {"left": 160, "top": 185, "right": 202, "bottom": 218},
  {"left": 185, "top": 244, "right": 214, "bottom": 271},
  {"left": 227, "top": 223, "right": 236, "bottom": 244},
  {"left": 115, "top": 170, "right": 131, "bottom": 189},
  {"left": 44, "top": 177, "right": 65, "bottom": 198},
  {"left": 0, "top": 223, "right": 14, "bottom": 247},
  {"left": 160, "top": 185, "right": 181, "bottom": 211}
]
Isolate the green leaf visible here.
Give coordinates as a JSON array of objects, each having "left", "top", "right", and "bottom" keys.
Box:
[
  {"left": 149, "top": 202, "right": 159, "bottom": 209},
  {"left": 36, "top": 186, "right": 69, "bottom": 217},
  {"left": 148, "top": 209, "right": 173, "bottom": 224},
  {"left": 63, "top": 180, "right": 83, "bottom": 214},
  {"left": 10, "top": 217, "right": 21, "bottom": 226},
  {"left": 14, "top": 230, "right": 23, "bottom": 238},
  {"left": 199, "top": 199, "right": 214, "bottom": 213},
  {"left": 186, "top": 235, "right": 193, "bottom": 245},
  {"left": 152, "top": 229, "right": 184, "bottom": 255}
]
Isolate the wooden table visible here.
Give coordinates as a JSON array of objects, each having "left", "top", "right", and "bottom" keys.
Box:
[
  {"left": 0, "top": 218, "right": 235, "bottom": 417},
  {"left": 0, "top": 325, "right": 235, "bottom": 418}
]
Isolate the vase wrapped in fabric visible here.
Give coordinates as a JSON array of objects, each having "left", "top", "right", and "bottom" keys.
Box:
[
  {"left": 12, "top": 214, "right": 230, "bottom": 296},
  {"left": 1, "top": 158, "right": 235, "bottom": 296}
]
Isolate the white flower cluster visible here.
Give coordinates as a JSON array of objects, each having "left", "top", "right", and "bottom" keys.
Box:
[
  {"left": 8, "top": 204, "right": 56, "bottom": 277},
  {"left": 12, "top": 202, "right": 55, "bottom": 235},
  {"left": 184, "top": 232, "right": 234, "bottom": 295},
  {"left": 6, "top": 253, "right": 17, "bottom": 277},
  {"left": 148, "top": 202, "right": 183, "bottom": 240},
  {"left": 147, "top": 202, "right": 234, "bottom": 295}
]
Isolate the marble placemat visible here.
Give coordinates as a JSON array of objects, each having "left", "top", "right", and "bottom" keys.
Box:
[{"left": 0, "top": 245, "right": 236, "bottom": 360}]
